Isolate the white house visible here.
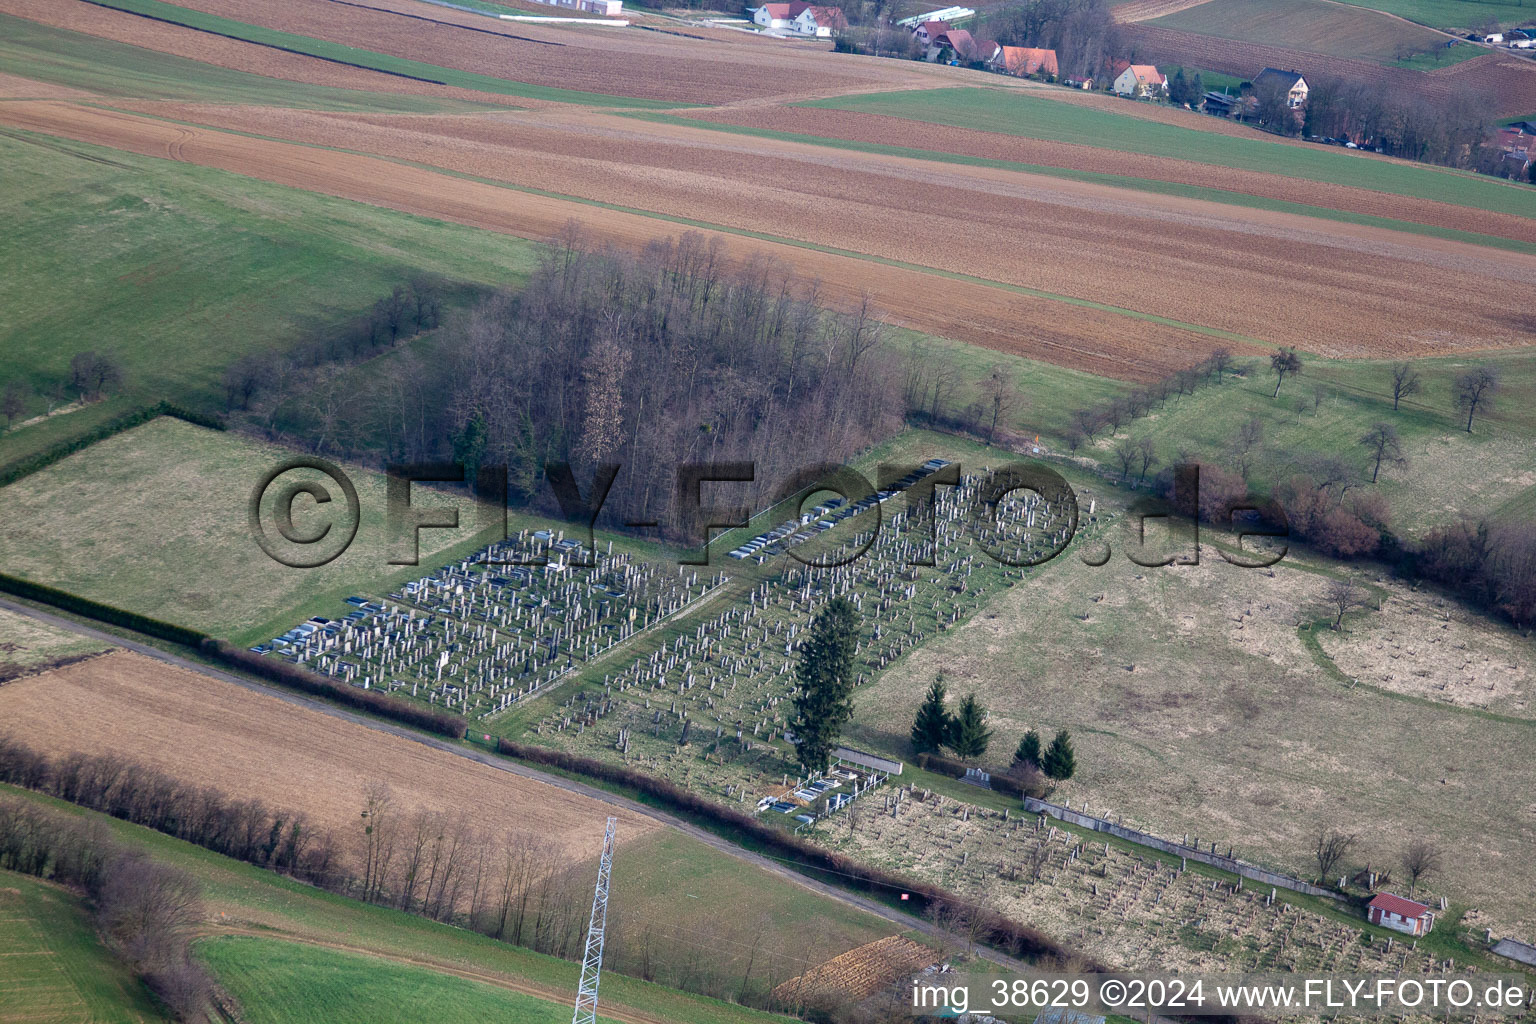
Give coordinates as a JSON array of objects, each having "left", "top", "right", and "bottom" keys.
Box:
[
  {"left": 792, "top": 4, "right": 846, "bottom": 36},
  {"left": 1254, "top": 67, "right": 1309, "bottom": 108},
  {"left": 1367, "top": 893, "right": 1435, "bottom": 937},
  {"left": 1111, "top": 61, "right": 1166, "bottom": 98}
]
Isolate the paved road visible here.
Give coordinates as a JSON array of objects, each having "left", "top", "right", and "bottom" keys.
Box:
[{"left": 0, "top": 595, "right": 1035, "bottom": 974}]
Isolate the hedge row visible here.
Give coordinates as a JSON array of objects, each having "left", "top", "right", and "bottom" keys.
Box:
[
  {"left": 205, "top": 640, "right": 469, "bottom": 740},
  {"left": 0, "top": 572, "right": 211, "bottom": 648},
  {"left": 913, "top": 752, "right": 1049, "bottom": 801},
  {"left": 0, "top": 401, "right": 225, "bottom": 488},
  {"left": 495, "top": 738, "right": 1090, "bottom": 967}
]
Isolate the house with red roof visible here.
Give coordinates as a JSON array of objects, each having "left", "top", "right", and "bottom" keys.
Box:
[
  {"left": 1111, "top": 61, "right": 1166, "bottom": 98},
  {"left": 1367, "top": 893, "right": 1435, "bottom": 937},
  {"left": 933, "top": 28, "right": 999, "bottom": 64},
  {"left": 992, "top": 46, "right": 1058, "bottom": 78},
  {"left": 793, "top": 4, "right": 847, "bottom": 35},
  {"left": 912, "top": 19, "right": 950, "bottom": 55},
  {"left": 752, "top": 2, "right": 799, "bottom": 29}
]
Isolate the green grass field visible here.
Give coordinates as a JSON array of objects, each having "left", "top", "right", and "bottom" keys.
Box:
[
  {"left": 0, "top": 870, "right": 169, "bottom": 1023},
  {"left": 0, "top": 605, "right": 110, "bottom": 672},
  {"left": 1150, "top": 0, "right": 1446, "bottom": 63},
  {"left": 87, "top": 0, "right": 678, "bottom": 107},
  {"left": 0, "top": 127, "right": 539, "bottom": 466},
  {"left": 200, "top": 936, "right": 623, "bottom": 1024},
  {"left": 1334, "top": 0, "right": 1529, "bottom": 30},
  {"left": 1390, "top": 41, "right": 1486, "bottom": 68},
  {"left": 1064, "top": 349, "right": 1536, "bottom": 533},
  {"left": 0, "top": 15, "right": 508, "bottom": 112},
  {"left": 803, "top": 89, "right": 1536, "bottom": 218},
  {"left": 0, "top": 417, "right": 494, "bottom": 641},
  {"left": 0, "top": 786, "right": 804, "bottom": 1024}
]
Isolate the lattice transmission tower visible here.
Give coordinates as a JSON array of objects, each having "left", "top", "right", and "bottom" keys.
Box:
[{"left": 572, "top": 816, "right": 617, "bottom": 1024}]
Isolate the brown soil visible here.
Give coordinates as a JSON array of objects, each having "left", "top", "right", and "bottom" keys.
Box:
[{"left": 0, "top": 650, "right": 658, "bottom": 863}]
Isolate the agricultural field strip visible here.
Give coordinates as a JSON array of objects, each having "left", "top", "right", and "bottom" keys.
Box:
[
  {"left": 72, "top": 0, "right": 952, "bottom": 107},
  {"left": 1146, "top": 0, "right": 1446, "bottom": 64},
  {"left": 801, "top": 89, "right": 1536, "bottom": 221},
  {"left": 69, "top": 0, "right": 680, "bottom": 107},
  {"left": 0, "top": 108, "right": 1265, "bottom": 381},
  {"left": 25, "top": 99, "right": 1536, "bottom": 374},
  {"left": 0, "top": 0, "right": 550, "bottom": 107},
  {"left": 0, "top": 597, "right": 1032, "bottom": 974},
  {"left": 662, "top": 106, "right": 1536, "bottom": 248}
]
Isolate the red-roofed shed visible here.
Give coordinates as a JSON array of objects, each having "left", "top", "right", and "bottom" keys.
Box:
[{"left": 1368, "top": 893, "right": 1434, "bottom": 936}]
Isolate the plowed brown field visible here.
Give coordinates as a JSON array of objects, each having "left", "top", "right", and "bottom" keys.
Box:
[
  {"left": 1123, "top": 23, "right": 1536, "bottom": 117},
  {"left": 0, "top": 0, "right": 525, "bottom": 106},
  {"left": 0, "top": 650, "right": 657, "bottom": 861},
  {"left": 124, "top": 0, "right": 925, "bottom": 104},
  {"left": 64, "top": 100, "right": 1536, "bottom": 366},
  {"left": 683, "top": 104, "right": 1536, "bottom": 244}
]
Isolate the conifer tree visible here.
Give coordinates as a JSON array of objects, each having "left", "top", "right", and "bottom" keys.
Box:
[
  {"left": 1041, "top": 729, "right": 1077, "bottom": 781},
  {"left": 1013, "top": 729, "right": 1042, "bottom": 768},
  {"left": 910, "top": 675, "right": 953, "bottom": 754},
  {"left": 948, "top": 693, "right": 993, "bottom": 760},
  {"left": 790, "top": 598, "right": 859, "bottom": 772}
]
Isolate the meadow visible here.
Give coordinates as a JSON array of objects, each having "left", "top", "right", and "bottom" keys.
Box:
[
  {"left": 200, "top": 937, "right": 624, "bottom": 1024},
  {"left": 805, "top": 88, "right": 1536, "bottom": 218},
  {"left": 1333, "top": 0, "right": 1530, "bottom": 30},
  {"left": 0, "top": 605, "right": 110, "bottom": 673},
  {"left": 0, "top": 128, "right": 540, "bottom": 465},
  {"left": 0, "top": 870, "right": 168, "bottom": 1023},
  {"left": 0, "top": 417, "right": 492, "bottom": 640},
  {"left": 1067, "top": 348, "right": 1536, "bottom": 533},
  {"left": 0, "top": 784, "right": 804, "bottom": 1024}
]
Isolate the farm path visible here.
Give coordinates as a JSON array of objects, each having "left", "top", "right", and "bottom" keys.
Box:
[{"left": 0, "top": 596, "right": 1036, "bottom": 975}]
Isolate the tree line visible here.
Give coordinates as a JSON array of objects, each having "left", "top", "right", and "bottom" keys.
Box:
[{"left": 0, "top": 795, "right": 214, "bottom": 1020}]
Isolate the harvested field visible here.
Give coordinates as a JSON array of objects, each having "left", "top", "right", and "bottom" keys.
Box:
[
  {"left": 683, "top": 104, "right": 1536, "bottom": 244},
  {"left": 1113, "top": 0, "right": 1213, "bottom": 20},
  {"left": 57, "top": 99, "right": 1536, "bottom": 365},
  {"left": 0, "top": 649, "right": 659, "bottom": 863},
  {"left": 0, "top": 101, "right": 1258, "bottom": 380},
  {"left": 1123, "top": 22, "right": 1536, "bottom": 117},
  {"left": 0, "top": 0, "right": 527, "bottom": 107},
  {"left": 1146, "top": 0, "right": 1444, "bottom": 64},
  {"left": 105, "top": 0, "right": 925, "bottom": 105},
  {"left": 771, "top": 936, "right": 934, "bottom": 1004}
]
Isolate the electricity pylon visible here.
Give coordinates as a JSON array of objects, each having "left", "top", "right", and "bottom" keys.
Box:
[{"left": 572, "top": 816, "right": 617, "bottom": 1024}]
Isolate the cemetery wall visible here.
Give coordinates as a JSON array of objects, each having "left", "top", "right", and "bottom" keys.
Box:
[
  {"left": 1492, "top": 938, "right": 1536, "bottom": 968},
  {"left": 1025, "top": 797, "right": 1338, "bottom": 899}
]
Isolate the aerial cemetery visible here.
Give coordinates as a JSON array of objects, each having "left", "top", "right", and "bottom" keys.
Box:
[
  {"left": 525, "top": 460, "right": 1101, "bottom": 821},
  {"left": 257, "top": 530, "right": 728, "bottom": 719}
]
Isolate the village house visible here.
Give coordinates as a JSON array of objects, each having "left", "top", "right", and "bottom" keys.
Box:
[
  {"left": 1367, "top": 893, "right": 1435, "bottom": 937},
  {"left": 752, "top": 3, "right": 798, "bottom": 30},
  {"left": 1254, "top": 67, "right": 1309, "bottom": 107},
  {"left": 932, "top": 28, "right": 1000, "bottom": 64},
  {"left": 1110, "top": 60, "right": 1166, "bottom": 98},
  {"left": 912, "top": 19, "right": 950, "bottom": 54},
  {"left": 793, "top": 3, "right": 846, "bottom": 35},
  {"left": 993, "top": 45, "right": 1058, "bottom": 78}
]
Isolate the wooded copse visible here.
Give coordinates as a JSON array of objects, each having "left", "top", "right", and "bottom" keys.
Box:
[{"left": 257, "top": 229, "right": 905, "bottom": 539}]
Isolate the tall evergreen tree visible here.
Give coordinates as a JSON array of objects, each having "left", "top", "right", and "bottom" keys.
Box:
[
  {"left": 948, "top": 693, "right": 993, "bottom": 760},
  {"left": 1013, "top": 729, "right": 1042, "bottom": 768},
  {"left": 790, "top": 597, "right": 859, "bottom": 773},
  {"left": 910, "top": 676, "right": 953, "bottom": 754},
  {"left": 1170, "top": 68, "right": 1189, "bottom": 105},
  {"left": 1041, "top": 729, "right": 1077, "bottom": 781},
  {"left": 1191, "top": 72, "right": 1204, "bottom": 101}
]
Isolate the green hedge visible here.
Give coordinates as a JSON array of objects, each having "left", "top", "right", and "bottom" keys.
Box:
[
  {"left": 0, "top": 401, "right": 225, "bottom": 488},
  {"left": 0, "top": 572, "right": 210, "bottom": 648}
]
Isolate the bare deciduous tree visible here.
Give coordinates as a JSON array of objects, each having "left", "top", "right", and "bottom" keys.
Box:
[
  {"left": 1359, "top": 422, "right": 1406, "bottom": 483},
  {"left": 1401, "top": 839, "right": 1441, "bottom": 896},
  {"left": 1455, "top": 364, "right": 1501, "bottom": 432},
  {"left": 1314, "top": 829, "right": 1358, "bottom": 882},
  {"left": 1324, "top": 576, "right": 1369, "bottom": 631},
  {"left": 1390, "top": 361, "right": 1421, "bottom": 411},
  {"left": 1271, "top": 347, "right": 1303, "bottom": 398}
]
